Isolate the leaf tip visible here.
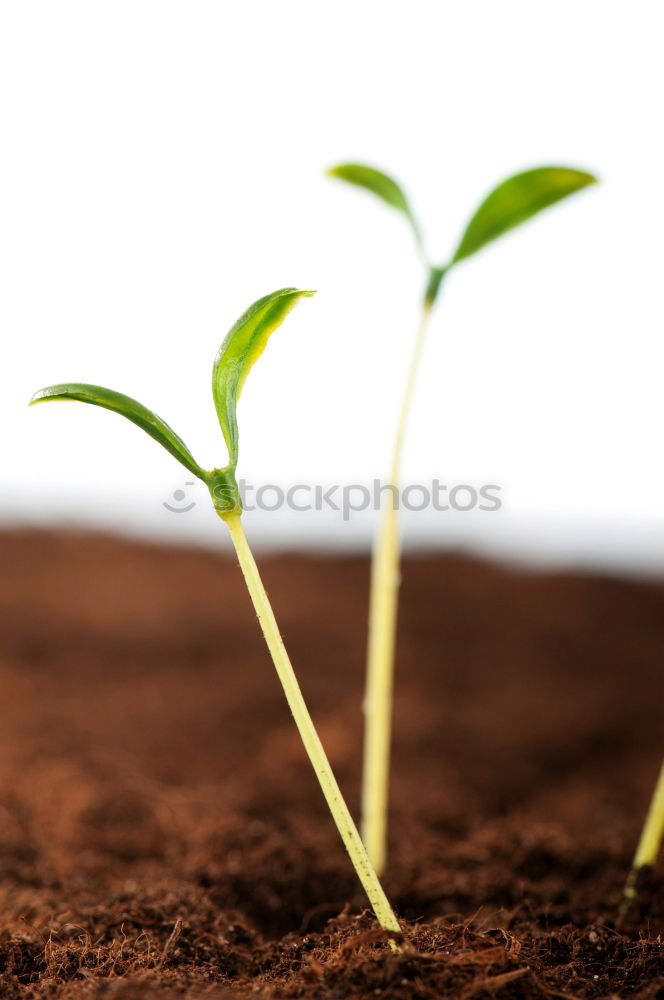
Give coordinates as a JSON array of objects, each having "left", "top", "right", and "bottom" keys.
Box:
[
  {"left": 574, "top": 168, "right": 600, "bottom": 188},
  {"left": 279, "top": 287, "right": 316, "bottom": 304},
  {"left": 271, "top": 286, "right": 316, "bottom": 300}
]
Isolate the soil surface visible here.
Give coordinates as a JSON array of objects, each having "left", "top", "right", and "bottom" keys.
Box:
[{"left": 0, "top": 529, "right": 662, "bottom": 999}]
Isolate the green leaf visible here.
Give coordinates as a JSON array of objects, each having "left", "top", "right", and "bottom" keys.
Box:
[
  {"left": 212, "top": 288, "right": 314, "bottom": 468},
  {"left": 327, "top": 163, "right": 423, "bottom": 250},
  {"left": 29, "top": 383, "right": 208, "bottom": 479},
  {"left": 451, "top": 166, "right": 597, "bottom": 266}
]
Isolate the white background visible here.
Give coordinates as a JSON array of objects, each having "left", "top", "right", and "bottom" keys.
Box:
[{"left": 1, "top": 1, "right": 663, "bottom": 571}]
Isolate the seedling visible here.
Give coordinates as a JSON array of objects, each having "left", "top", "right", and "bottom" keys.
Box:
[
  {"left": 329, "top": 163, "right": 598, "bottom": 874},
  {"left": 622, "top": 758, "right": 664, "bottom": 910},
  {"left": 30, "top": 288, "right": 401, "bottom": 944}
]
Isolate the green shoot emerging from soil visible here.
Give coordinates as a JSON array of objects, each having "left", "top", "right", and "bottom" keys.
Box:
[
  {"left": 623, "top": 758, "right": 664, "bottom": 910},
  {"left": 30, "top": 288, "right": 401, "bottom": 945},
  {"left": 328, "top": 164, "right": 598, "bottom": 875}
]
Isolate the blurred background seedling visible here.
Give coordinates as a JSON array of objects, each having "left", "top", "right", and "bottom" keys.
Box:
[{"left": 328, "top": 162, "right": 598, "bottom": 874}]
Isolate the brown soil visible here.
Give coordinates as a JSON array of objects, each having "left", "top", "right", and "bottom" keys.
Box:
[{"left": 0, "top": 529, "right": 662, "bottom": 999}]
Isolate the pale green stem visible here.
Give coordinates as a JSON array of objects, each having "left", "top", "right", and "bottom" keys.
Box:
[
  {"left": 223, "top": 511, "right": 402, "bottom": 944},
  {"left": 362, "top": 302, "right": 432, "bottom": 875},
  {"left": 623, "top": 758, "right": 664, "bottom": 903}
]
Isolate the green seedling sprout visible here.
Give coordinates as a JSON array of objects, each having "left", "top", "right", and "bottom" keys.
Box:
[
  {"left": 30, "top": 288, "right": 401, "bottom": 945},
  {"left": 622, "top": 758, "right": 664, "bottom": 911},
  {"left": 329, "top": 163, "right": 598, "bottom": 874}
]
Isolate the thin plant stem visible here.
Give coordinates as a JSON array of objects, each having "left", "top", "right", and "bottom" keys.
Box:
[
  {"left": 623, "top": 758, "right": 664, "bottom": 906},
  {"left": 361, "top": 301, "right": 432, "bottom": 875},
  {"left": 223, "top": 511, "right": 402, "bottom": 944}
]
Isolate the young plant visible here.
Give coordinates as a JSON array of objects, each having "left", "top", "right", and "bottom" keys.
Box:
[
  {"left": 30, "top": 288, "right": 401, "bottom": 944},
  {"left": 329, "top": 163, "right": 598, "bottom": 874},
  {"left": 623, "top": 758, "right": 664, "bottom": 909}
]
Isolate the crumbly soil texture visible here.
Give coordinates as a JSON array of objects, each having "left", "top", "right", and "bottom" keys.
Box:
[{"left": 0, "top": 530, "right": 662, "bottom": 999}]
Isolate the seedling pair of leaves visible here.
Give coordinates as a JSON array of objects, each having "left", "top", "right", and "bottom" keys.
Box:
[
  {"left": 327, "top": 162, "right": 598, "bottom": 876},
  {"left": 32, "top": 289, "right": 311, "bottom": 516},
  {"left": 30, "top": 287, "right": 402, "bottom": 943},
  {"left": 328, "top": 163, "right": 597, "bottom": 307}
]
